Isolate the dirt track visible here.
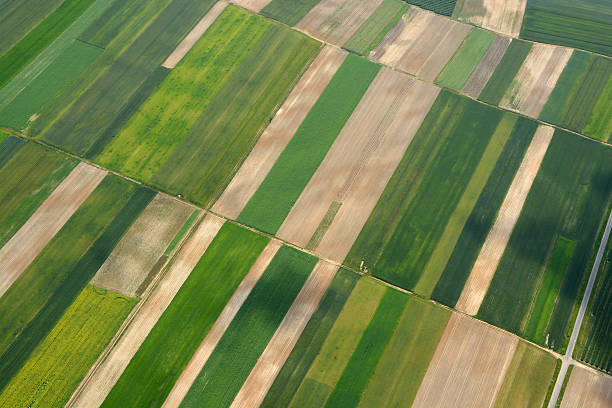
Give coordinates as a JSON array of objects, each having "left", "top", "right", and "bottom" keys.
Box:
[
  {"left": 456, "top": 125, "right": 553, "bottom": 315},
  {"left": 560, "top": 367, "right": 612, "bottom": 408},
  {"left": 229, "top": 261, "right": 336, "bottom": 408},
  {"left": 67, "top": 215, "right": 224, "bottom": 408},
  {"left": 412, "top": 313, "right": 518, "bottom": 408},
  {"left": 463, "top": 35, "right": 511, "bottom": 98},
  {"left": 162, "top": 240, "right": 281, "bottom": 408},
  {"left": 212, "top": 46, "right": 346, "bottom": 219},
  {"left": 0, "top": 162, "right": 105, "bottom": 299}
]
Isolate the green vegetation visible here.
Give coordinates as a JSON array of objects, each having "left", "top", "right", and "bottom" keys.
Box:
[
  {"left": 400, "top": 0, "right": 456, "bottom": 16},
  {"left": 238, "top": 55, "right": 380, "bottom": 234},
  {"left": 261, "top": 269, "right": 359, "bottom": 408},
  {"left": 99, "top": 6, "right": 320, "bottom": 207},
  {"left": 479, "top": 39, "right": 532, "bottom": 105},
  {"left": 261, "top": 0, "right": 322, "bottom": 26},
  {"left": 180, "top": 246, "right": 316, "bottom": 407},
  {"left": 0, "top": 0, "right": 96, "bottom": 90},
  {"left": 0, "top": 285, "right": 136, "bottom": 407},
  {"left": 432, "top": 117, "right": 536, "bottom": 307},
  {"left": 0, "top": 40, "right": 102, "bottom": 131},
  {"left": 346, "top": 91, "right": 503, "bottom": 294},
  {"left": 164, "top": 210, "right": 200, "bottom": 255},
  {"left": 479, "top": 130, "right": 612, "bottom": 352},
  {"left": 436, "top": 28, "right": 495, "bottom": 90},
  {"left": 0, "top": 142, "right": 77, "bottom": 249},
  {"left": 343, "top": 0, "right": 409, "bottom": 55},
  {"left": 102, "top": 222, "right": 269, "bottom": 407},
  {"left": 520, "top": 0, "right": 612, "bottom": 57},
  {"left": 0, "top": 175, "right": 153, "bottom": 390},
  {"left": 307, "top": 202, "right": 342, "bottom": 250},
  {"left": 493, "top": 342, "right": 559, "bottom": 408},
  {"left": 583, "top": 72, "right": 612, "bottom": 142},
  {"left": 0, "top": 136, "right": 26, "bottom": 170},
  {"left": 359, "top": 296, "right": 451, "bottom": 407}
]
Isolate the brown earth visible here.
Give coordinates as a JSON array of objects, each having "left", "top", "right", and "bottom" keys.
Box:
[
  {"left": 212, "top": 46, "right": 347, "bottom": 220},
  {"left": 0, "top": 162, "right": 105, "bottom": 299},
  {"left": 463, "top": 35, "right": 511, "bottom": 98},
  {"left": 455, "top": 0, "right": 527, "bottom": 37},
  {"left": 561, "top": 366, "right": 612, "bottom": 408}
]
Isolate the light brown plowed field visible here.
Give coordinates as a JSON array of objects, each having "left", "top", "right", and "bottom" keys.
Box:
[
  {"left": 277, "top": 68, "right": 439, "bottom": 263},
  {"left": 455, "top": 0, "right": 527, "bottom": 37},
  {"left": 500, "top": 44, "right": 573, "bottom": 118},
  {"left": 561, "top": 367, "right": 612, "bottom": 408},
  {"left": 463, "top": 35, "right": 511, "bottom": 98},
  {"left": 91, "top": 194, "right": 193, "bottom": 297},
  {"left": 212, "top": 46, "right": 347, "bottom": 219},
  {"left": 456, "top": 125, "right": 553, "bottom": 315},
  {"left": 229, "top": 261, "right": 337, "bottom": 408},
  {"left": 0, "top": 162, "right": 105, "bottom": 299},
  {"left": 371, "top": 9, "right": 471, "bottom": 80},
  {"left": 412, "top": 313, "right": 518, "bottom": 408},
  {"left": 67, "top": 215, "right": 224, "bottom": 408},
  {"left": 296, "top": 0, "right": 384, "bottom": 45},
  {"left": 161, "top": 240, "right": 282, "bottom": 408}
]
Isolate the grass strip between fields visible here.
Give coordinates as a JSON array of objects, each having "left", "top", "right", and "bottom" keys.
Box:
[
  {"left": 179, "top": 245, "right": 316, "bottom": 407},
  {"left": 238, "top": 54, "right": 380, "bottom": 235},
  {"left": 0, "top": 285, "right": 137, "bottom": 408},
  {"left": 102, "top": 222, "right": 269, "bottom": 407}
]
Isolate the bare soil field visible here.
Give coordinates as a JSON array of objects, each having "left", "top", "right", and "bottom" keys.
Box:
[
  {"left": 162, "top": 1, "right": 228, "bottom": 68},
  {"left": 412, "top": 313, "right": 518, "bottom": 408},
  {"left": 561, "top": 367, "right": 612, "bottom": 408},
  {"left": 0, "top": 162, "right": 105, "bottom": 298},
  {"left": 231, "top": 0, "right": 272, "bottom": 13},
  {"left": 161, "top": 240, "right": 282, "bottom": 408},
  {"left": 456, "top": 125, "right": 553, "bottom": 315},
  {"left": 212, "top": 46, "right": 346, "bottom": 220},
  {"left": 277, "top": 68, "right": 439, "bottom": 263},
  {"left": 229, "top": 261, "right": 337, "bottom": 408},
  {"left": 91, "top": 194, "right": 193, "bottom": 297},
  {"left": 500, "top": 44, "right": 573, "bottom": 118},
  {"left": 455, "top": 0, "right": 528, "bottom": 37},
  {"left": 463, "top": 35, "right": 511, "bottom": 98},
  {"left": 67, "top": 214, "right": 224, "bottom": 408},
  {"left": 371, "top": 9, "right": 471, "bottom": 80},
  {"left": 296, "top": 0, "right": 384, "bottom": 45}
]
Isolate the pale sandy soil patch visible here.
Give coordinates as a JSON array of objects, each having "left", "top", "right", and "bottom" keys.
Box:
[
  {"left": 500, "top": 44, "right": 573, "bottom": 118},
  {"left": 463, "top": 35, "right": 511, "bottom": 98},
  {"left": 91, "top": 194, "right": 193, "bottom": 297},
  {"left": 296, "top": 0, "right": 384, "bottom": 45},
  {"left": 455, "top": 0, "right": 527, "bottom": 37},
  {"left": 277, "top": 68, "right": 439, "bottom": 263},
  {"left": 161, "top": 240, "right": 282, "bottom": 408},
  {"left": 231, "top": 0, "right": 271, "bottom": 13},
  {"left": 0, "top": 162, "right": 105, "bottom": 299},
  {"left": 212, "top": 46, "right": 346, "bottom": 220},
  {"left": 67, "top": 215, "right": 224, "bottom": 408},
  {"left": 371, "top": 9, "right": 470, "bottom": 80},
  {"left": 456, "top": 125, "right": 554, "bottom": 315},
  {"left": 561, "top": 366, "right": 612, "bottom": 408},
  {"left": 162, "top": 1, "right": 228, "bottom": 68},
  {"left": 412, "top": 313, "right": 518, "bottom": 408},
  {"left": 229, "top": 261, "right": 337, "bottom": 408}
]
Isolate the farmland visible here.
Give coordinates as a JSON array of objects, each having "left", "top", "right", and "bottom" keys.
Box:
[
  {"left": 453, "top": 0, "right": 527, "bottom": 36},
  {"left": 402, "top": 0, "right": 457, "bottom": 16},
  {"left": 560, "top": 367, "right": 612, "bottom": 407}
]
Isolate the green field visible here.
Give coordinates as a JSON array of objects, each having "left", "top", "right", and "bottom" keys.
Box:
[
  {"left": 98, "top": 6, "right": 320, "bottom": 207},
  {"left": 436, "top": 28, "right": 495, "bottom": 90},
  {"left": 0, "top": 175, "right": 153, "bottom": 390},
  {"left": 0, "top": 40, "right": 102, "bottom": 131},
  {"left": 478, "top": 39, "right": 532, "bottom": 105},
  {"left": 0, "top": 135, "right": 26, "bottom": 170},
  {"left": 520, "top": 0, "right": 612, "bottom": 57},
  {"left": 238, "top": 55, "right": 379, "bottom": 234},
  {"left": 102, "top": 222, "right": 269, "bottom": 407},
  {"left": 0, "top": 142, "right": 77, "bottom": 249},
  {"left": 583, "top": 71, "right": 612, "bottom": 142},
  {"left": 401, "top": 0, "right": 457, "bottom": 16},
  {"left": 0, "top": 285, "right": 136, "bottom": 408},
  {"left": 343, "top": 0, "right": 409, "bottom": 55},
  {"left": 179, "top": 246, "right": 316, "bottom": 407},
  {"left": 493, "top": 342, "right": 559, "bottom": 408},
  {"left": 261, "top": 0, "right": 322, "bottom": 26},
  {"left": 345, "top": 91, "right": 505, "bottom": 294},
  {"left": 478, "top": 130, "right": 612, "bottom": 352},
  {"left": 575, "top": 229, "right": 612, "bottom": 372}
]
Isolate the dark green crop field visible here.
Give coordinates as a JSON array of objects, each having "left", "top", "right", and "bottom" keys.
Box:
[{"left": 401, "top": 0, "right": 456, "bottom": 16}]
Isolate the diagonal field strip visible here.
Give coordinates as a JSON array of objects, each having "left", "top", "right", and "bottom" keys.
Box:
[
  {"left": 229, "top": 261, "right": 337, "bottom": 408},
  {"left": 463, "top": 35, "right": 511, "bottom": 98},
  {"left": 456, "top": 125, "right": 554, "bottom": 315},
  {"left": 0, "top": 162, "right": 105, "bottom": 299},
  {"left": 67, "top": 214, "right": 224, "bottom": 408},
  {"left": 161, "top": 239, "right": 281, "bottom": 407}
]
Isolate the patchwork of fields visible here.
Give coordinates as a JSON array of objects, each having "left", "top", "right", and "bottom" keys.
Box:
[{"left": 0, "top": 0, "right": 611, "bottom": 405}]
